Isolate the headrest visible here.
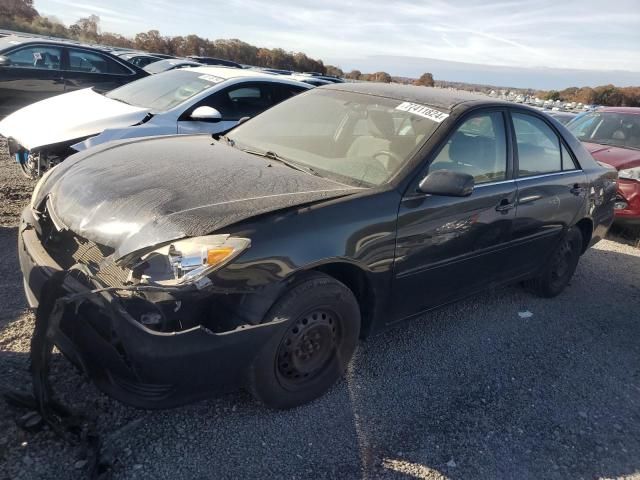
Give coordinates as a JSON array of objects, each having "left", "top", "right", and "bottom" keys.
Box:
[{"left": 368, "top": 110, "right": 395, "bottom": 138}]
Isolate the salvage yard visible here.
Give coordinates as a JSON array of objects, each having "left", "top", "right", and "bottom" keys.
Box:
[{"left": 0, "top": 139, "right": 639, "bottom": 480}]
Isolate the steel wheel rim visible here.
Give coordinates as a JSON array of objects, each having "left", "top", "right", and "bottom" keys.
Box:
[
  {"left": 551, "top": 237, "right": 574, "bottom": 281},
  {"left": 276, "top": 308, "right": 340, "bottom": 388}
]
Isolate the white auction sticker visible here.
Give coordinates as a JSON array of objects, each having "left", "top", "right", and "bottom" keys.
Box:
[
  {"left": 198, "top": 74, "right": 224, "bottom": 83},
  {"left": 395, "top": 102, "right": 449, "bottom": 122}
]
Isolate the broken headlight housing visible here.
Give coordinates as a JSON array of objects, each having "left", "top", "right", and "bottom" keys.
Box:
[
  {"left": 130, "top": 235, "right": 250, "bottom": 286},
  {"left": 618, "top": 166, "right": 640, "bottom": 181}
]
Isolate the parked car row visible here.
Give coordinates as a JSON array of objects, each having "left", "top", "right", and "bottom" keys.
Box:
[
  {"left": 7, "top": 78, "right": 618, "bottom": 409},
  {"left": 1, "top": 66, "right": 311, "bottom": 177},
  {"left": 0, "top": 35, "right": 148, "bottom": 116}
]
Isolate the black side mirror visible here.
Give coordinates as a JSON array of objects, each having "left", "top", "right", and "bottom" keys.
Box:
[
  {"left": 418, "top": 170, "right": 474, "bottom": 197},
  {"left": 0, "top": 56, "right": 9, "bottom": 67}
]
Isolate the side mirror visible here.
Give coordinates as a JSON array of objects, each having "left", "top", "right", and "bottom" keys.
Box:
[
  {"left": 418, "top": 170, "right": 474, "bottom": 197},
  {"left": 0, "top": 56, "right": 9, "bottom": 67},
  {"left": 190, "top": 106, "right": 222, "bottom": 122}
]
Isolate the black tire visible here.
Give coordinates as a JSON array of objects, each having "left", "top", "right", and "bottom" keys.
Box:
[
  {"left": 247, "top": 272, "right": 360, "bottom": 409},
  {"left": 527, "top": 227, "right": 583, "bottom": 298}
]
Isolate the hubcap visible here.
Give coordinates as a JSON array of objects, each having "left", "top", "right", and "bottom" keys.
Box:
[{"left": 276, "top": 309, "right": 339, "bottom": 386}]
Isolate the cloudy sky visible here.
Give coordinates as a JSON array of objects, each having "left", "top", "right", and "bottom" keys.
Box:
[{"left": 36, "top": 0, "right": 640, "bottom": 87}]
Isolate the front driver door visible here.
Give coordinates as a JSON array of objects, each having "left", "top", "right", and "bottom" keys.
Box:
[{"left": 392, "top": 109, "right": 519, "bottom": 321}]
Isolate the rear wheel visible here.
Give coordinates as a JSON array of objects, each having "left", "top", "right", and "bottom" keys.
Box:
[
  {"left": 527, "top": 227, "right": 583, "bottom": 298},
  {"left": 247, "top": 272, "right": 360, "bottom": 409}
]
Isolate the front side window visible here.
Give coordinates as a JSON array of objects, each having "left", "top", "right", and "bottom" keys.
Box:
[
  {"left": 513, "top": 113, "right": 562, "bottom": 176},
  {"left": 568, "top": 112, "right": 640, "bottom": 150},
  {"left": 227, "top": 89, "right": 443, "bottom": 187},
  {"left": 5, "top": 46, "right": 62, "bottom": 70},
  {"left": 68, "top": 49, "right": 130, "bottom": 74},
  {"left": 208, "top": 84, "right": 280, "bottom": 120},
  {"left": 429, "top": 112, "right": 507, "bottom": 184}
]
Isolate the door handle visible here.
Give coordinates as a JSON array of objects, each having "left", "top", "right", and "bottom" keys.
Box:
[
  {"left": 570, "top": 184, "right": 584, "bottom": 196},
  {"left": 495, "top": 198, "right": 515, "bottom": 213}
]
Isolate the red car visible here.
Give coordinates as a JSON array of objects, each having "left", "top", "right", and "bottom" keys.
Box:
[{"left": 568, "top": 107, "right": 640, "bottom": 228}]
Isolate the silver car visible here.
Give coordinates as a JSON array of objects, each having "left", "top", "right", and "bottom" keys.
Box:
[{"left": 0, "top": 66, "right": 310, "bottom": 177}]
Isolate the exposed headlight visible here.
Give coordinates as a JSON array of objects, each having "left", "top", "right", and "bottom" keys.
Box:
[
  {"left": 618, "top": 166, "right": 640, "bottom": 181},
  {"left": 130, "top": 235, "right": 250, "bottom": 287}
]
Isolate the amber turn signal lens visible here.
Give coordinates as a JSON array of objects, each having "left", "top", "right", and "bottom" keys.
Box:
[{"left": 206, "top": 247, "right": 234, "bottom": 265}]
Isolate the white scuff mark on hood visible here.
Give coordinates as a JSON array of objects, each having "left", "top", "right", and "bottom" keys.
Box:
[
  {"left": 0, "top": 88, "right": 149, "bottom": 151},
  {"left": 518, "top": 310, "right": 534, "bottom": 319}
]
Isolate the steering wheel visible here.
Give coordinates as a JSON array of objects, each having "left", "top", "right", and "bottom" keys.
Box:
[{"left": 372, "top": 150, "right": 403, "bottom": 171}]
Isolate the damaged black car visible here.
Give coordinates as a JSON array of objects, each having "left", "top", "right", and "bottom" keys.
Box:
[{"left": 19, "top": 83, "right": 618, "bottom": 409}]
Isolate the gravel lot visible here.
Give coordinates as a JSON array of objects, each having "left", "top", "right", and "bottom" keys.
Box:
[{"left": 1, "top": 139, "right": 639, "bottom": 480}]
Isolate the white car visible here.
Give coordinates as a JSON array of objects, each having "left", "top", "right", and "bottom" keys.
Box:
[{"left": 0, "top": 66, "right": 311, "bottom": 177}]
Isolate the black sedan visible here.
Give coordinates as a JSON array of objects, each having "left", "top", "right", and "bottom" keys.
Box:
[
  {"left": 0, "top": 35, "right": 147, "bottom": 117},
  {"left": 19, "top": 84, "right": 617, "bottom": 409}
]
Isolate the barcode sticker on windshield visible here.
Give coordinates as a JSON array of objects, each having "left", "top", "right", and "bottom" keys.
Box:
[
  {"left": 396, "top": 102, "right": 449, "bottom": 122},
  {"left": 199, "top": 74, "right": 224, "bottom": 83}
]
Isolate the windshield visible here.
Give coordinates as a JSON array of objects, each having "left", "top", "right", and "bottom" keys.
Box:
[
  {"left": 106, "top": 69, "right": 222, "bottom": 112},
  {"left": 226, "top": 89, "right": 444, "bottom": 187},
  {"left": 568, "top": 111, "right": 640, "bottom": 150}
]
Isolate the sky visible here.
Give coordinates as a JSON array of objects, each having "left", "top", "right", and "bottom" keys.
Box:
[{"left": 35, "top": 0, "right": 640, "bottom": 88}]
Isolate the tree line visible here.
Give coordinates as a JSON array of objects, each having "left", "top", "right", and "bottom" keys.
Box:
[
  {"left": 0, "top": 0, "right": 339, "bottom": 75},
  {"left": 1, "top": 0, "right": 637, "bottom": 105},
  {"left": 541, "top": 85, "right": 640, "bottom": 107}
]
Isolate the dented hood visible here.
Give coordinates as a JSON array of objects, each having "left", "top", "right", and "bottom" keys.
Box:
[
  {"left": 0, "top": 88, "right": 150, "bottom": 150},
  {"left": 34, "top": 134, "right": 361, "bottom": 259}
]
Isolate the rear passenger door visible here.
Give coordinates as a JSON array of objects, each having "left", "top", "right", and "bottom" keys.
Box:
[
  {"left": 63, "top": 47, "right": 136, "bottom": 93},
  {"left": 510, "top": 110, "right": 587, "bottom": 275}
]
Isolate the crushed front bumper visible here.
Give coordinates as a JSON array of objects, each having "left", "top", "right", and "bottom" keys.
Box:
[{"left": 18, "top": 208, "right": 287, "bottom": 409}]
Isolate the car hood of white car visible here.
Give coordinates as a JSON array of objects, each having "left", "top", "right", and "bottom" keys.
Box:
[{"left": 0, "top": 88, "right": 150, "bottom": 151}]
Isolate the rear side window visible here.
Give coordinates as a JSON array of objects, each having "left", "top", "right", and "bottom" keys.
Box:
[
  {"left": 5, "top": 46, "right": 62, "bottom": 70},
  {"left": 429, "top": 111, "right": 507, "bottom": 184},
  {"left": 513, "top": 113, "right": 563, "bottom": 177},
  {"left": 68, "top": 49, "right": 130, "bottom": 75},
  {"left": 561, "top": 143, "right": 577, "bottom": 170}
]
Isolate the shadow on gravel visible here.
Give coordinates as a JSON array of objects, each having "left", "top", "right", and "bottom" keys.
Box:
[
  {"left": 0, "top": 226, "right": 27, "bottom": 323},
  {"left": 1, "top": 244, "right": 639, "bottom": 480}
]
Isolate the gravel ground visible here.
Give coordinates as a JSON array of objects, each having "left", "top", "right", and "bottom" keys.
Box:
[{"left": 1, "top": 140, "right": 639, "bottom": 480}]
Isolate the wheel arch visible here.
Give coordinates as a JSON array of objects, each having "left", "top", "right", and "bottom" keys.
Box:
[{"left": 307, "top": 261, "right": 376, "bottom": 338}]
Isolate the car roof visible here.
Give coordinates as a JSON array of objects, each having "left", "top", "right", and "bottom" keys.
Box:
[
  {"left": 186, "top": 65, "right": 298, "bottom": 81},
  {"left": 597, "top": 107, "right": 640, "bottom": 114},
  {"left": 322, "top": 83, "right": 509, "bottom": 111},
  {"left": 0, "top": 34, "right": 101, "bottom": 51}
]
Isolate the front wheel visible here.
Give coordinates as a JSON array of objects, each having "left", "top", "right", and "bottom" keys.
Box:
[
  {"left": 247, "top": 272, "right": 360, "bottom": 409},
  {"left": 527, "top": 227, "right": 583, "bottom": 298}
]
